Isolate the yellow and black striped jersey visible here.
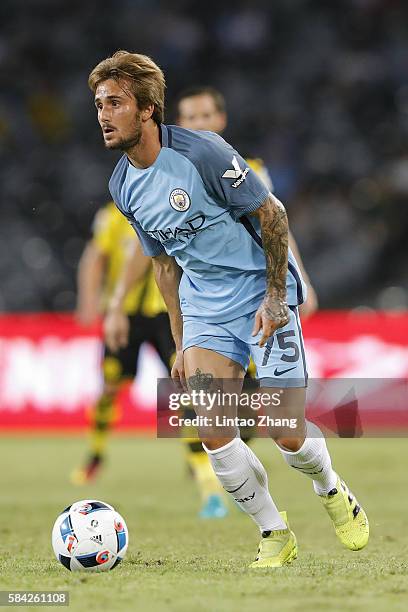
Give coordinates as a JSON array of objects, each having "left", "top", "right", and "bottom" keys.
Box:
[
  {"left": 92, "top": 202, "right": 166, "bottom": 317},
  {"left": 245, "top": 158, "right": 273, "bottom": 192}
]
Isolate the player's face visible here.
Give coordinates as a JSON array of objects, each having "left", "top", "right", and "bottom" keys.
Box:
[
  {"left": 177, "top": 94, "right": 227, "bottom": 134},
  {"left": 95, "top": 79, "right": 143, "bottom": 150}
]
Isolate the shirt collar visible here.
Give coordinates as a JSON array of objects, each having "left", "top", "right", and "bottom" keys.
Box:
[{"left": 160, "top": 124, "right": 169, "bottom": 148}]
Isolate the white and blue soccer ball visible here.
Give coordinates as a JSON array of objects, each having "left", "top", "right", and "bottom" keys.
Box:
[{"left": 52, "top": 500, "right": 128, "bottom": 572}]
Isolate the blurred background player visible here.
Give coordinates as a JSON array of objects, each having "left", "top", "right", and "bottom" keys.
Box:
[
  {"left": 72, "top": 196, "right": 227, "bottom": 518},
  {"left": 175, "top": 86, "right": 318, "bottom": 318},
  {"left": 104, "top": 85, "right": 318, "bottom": 518},
  {"left": 177, "top": 86, "right": 318, "bottom": 512},
  {"left": 71, "top": 201, "right": 173, "bottom": 484}
]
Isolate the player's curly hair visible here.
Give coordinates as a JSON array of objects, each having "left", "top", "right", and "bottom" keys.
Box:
[{"left": 88, "top": 50, "right": 166, "bottom": 124}]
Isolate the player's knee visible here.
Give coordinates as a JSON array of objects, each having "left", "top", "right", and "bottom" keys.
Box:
[
  {"left": 202, "top": 437, "right": 235, "bottom": 451},
  {"left": 274, "top": 436, "right": 305, "bottom": 452}
]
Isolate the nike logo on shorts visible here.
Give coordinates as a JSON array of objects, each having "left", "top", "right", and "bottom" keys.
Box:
[{"left": 273, "top": 366, "right": 297, "bottom": 376}]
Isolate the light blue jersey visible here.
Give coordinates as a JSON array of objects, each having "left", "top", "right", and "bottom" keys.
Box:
[{"left": 109, "top": 125, "right": 306, "bottom": 324}]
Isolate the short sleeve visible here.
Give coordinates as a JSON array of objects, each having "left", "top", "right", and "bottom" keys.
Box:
[
  {"left": 109, "top": 157, "right": 165, "bottom": 257},
  {"left": 129, "top": 219, "right": 165, "bottom": 257},
  {"left": 189, "top": 132, "right": 270, "bottom": 218},
  {"left": 110, "top": 203, "right": 164, "bottom": 257}
]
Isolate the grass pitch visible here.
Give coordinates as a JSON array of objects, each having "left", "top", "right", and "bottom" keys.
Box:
[{"left": 0, "top": 435, "right": 407, "bottom": 611}]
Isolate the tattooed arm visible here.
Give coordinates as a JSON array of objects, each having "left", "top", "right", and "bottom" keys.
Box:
[{"left": 249, "top": 193, "right": 290, "bottom": 347}]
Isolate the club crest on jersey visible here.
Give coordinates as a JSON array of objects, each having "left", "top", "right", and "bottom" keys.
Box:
[{"left": 169, "top": 188, "right": 191, "bottom": 212}]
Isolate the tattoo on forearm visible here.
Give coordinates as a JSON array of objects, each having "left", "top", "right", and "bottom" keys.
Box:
[{"left": 259, "top": 196, "right": 288, "bottom": 297}]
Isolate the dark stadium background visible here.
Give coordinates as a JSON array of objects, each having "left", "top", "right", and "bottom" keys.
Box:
[
  {"left": 1, "top": 0, "right": 408, "bottom": 312},
  {"left": 1, "top": 4, "right": 407, "bottom": 609}
]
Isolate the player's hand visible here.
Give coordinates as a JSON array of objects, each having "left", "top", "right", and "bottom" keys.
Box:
[
  {"left": 252, "top": 295, "right": 289, "bottom": 348},
  {"left": 171, "top": 350, "right": 187, "bottom": 392},
  {"left": 75, "top": 303, "right": 99, "bottom": 327},
  {"left": 299, "top": 284, "right": 318, "bottom": 319},
  {"left": 103, "top": 309, "right": 130, "bottom": 353}
]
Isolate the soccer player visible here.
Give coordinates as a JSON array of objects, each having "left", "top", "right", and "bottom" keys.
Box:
[
  {"left": 89, "top": 51, "right": 369, "bottom": 567},
  {"left": 72, "top": 201, "right": 173, "bottom": 483},
  {"left": 109, "top": 86, "right": 318, "bottom": 517}
]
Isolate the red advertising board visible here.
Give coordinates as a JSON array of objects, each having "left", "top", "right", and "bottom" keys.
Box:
[{"left": 0, "top": 312, "right": 407, "bottom": 432}]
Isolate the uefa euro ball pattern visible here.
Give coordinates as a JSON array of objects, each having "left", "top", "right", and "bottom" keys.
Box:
[{"left": 52, "top": 500, "right": 128, "bottom": 571}]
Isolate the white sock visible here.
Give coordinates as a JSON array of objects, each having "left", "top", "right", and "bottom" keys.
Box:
[
  {"left": 278, "top": 420, "right": 338, "bottom": 496},
  {"left": 203, "top": 438, "right": 285, "bottom": 533}
]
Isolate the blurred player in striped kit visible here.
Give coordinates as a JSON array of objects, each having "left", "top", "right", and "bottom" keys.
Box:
[
  {"left": 71, "top": 202, "right": 174, "bottom": 484},
  {"left": 175, "top": 86, "right": 318, "bottom": 320},
  {"left": 176, "top": 86, "right": 318, "bottom": 519}
]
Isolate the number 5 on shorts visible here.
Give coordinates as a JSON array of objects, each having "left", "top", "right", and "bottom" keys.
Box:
[{"left": 276, "top": 331, "right": 299, "bottom": 363}]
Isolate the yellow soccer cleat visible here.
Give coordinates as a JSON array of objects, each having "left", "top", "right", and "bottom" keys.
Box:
[
  {"left": 250, "top": 511, "right": 297, "bottom": 569},
  {"left": 69, "top": 455, "right": 103, "bottom": 486},
  {"left": 321, "top": 477, "right": 369, "bottom": 551}
]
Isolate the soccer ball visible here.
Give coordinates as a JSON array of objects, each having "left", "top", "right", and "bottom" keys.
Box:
[{"left": 52, "top": 500, "right": 128, "bottom": 572}]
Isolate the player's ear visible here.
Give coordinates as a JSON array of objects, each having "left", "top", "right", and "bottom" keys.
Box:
[
  {"left": 218, "top": 112, "right": 227, "bottom": 132},
  {"left": 141, "top": 104, "right": 155, "bottom": 122}
]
